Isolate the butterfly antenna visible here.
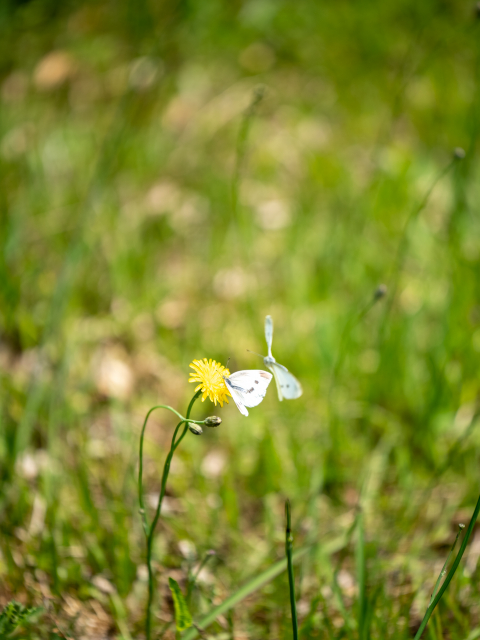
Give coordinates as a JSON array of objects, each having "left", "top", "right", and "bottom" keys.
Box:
[{"left": 246, "top": 349, "right": 265, "bottom": 359}]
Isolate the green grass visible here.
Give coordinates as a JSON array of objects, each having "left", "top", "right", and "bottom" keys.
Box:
[{"left": 1, "top": 0, "right": 480, "bottom": 637}]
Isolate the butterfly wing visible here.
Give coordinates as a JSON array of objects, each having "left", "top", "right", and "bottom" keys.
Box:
[
  {"left": 265, "top": 315, "right": 274, "bottom": 358},
  {"left": 226, "top": 385, "right": 249, "bottom": 416},
  {"left": 266, "top": 359, "right": 283, "bottom": 401},
  {"left": 267, "top": 361, "right": 303, "bottom": 401},
  {"left": 226, "top": 370, "right": 272, "bottom": 411}
]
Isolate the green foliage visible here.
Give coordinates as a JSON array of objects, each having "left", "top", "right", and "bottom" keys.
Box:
[
  {"left": 168, "top": 577, "right": 193, "bottom": 632},
  {"left": 0, "top": 601, "right": 40, "bottom": 636}
]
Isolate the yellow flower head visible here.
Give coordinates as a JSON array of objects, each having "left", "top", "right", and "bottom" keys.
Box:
[{"left": 189, "top": 358, "right": 231, "bottom": 407}]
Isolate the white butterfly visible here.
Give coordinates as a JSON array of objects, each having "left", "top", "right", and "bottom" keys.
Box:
[
  {"left": 263, "top": 315, "right": 303, "bottom": 401},
  {"left": 223, "top": 369, "right": 272, "bottom": 416}
]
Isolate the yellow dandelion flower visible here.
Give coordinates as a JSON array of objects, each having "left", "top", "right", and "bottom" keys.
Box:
[{"left": 189, "top": 358, "right": 231, "bottom": 407}]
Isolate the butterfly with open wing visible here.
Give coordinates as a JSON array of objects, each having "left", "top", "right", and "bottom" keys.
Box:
[
  {"left": 222, "top": 369, "right": 272, "bottom": 416},
  {"left": 262, "top": 315, "right": 303, "bottom": 401}
]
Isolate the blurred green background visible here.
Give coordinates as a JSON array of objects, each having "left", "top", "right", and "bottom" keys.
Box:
[{"left": 1, "top": 0, "right": 480, "bottom": 637}]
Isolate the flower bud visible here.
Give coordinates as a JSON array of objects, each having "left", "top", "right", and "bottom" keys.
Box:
[
  {"left": 204, "top": 416, "right": 222, "bottom": 427},
  {"left": 454, "top": 147, "right": 466, "bottom": 159},
  {"left": 188, "top": 423, "right": 203, "bottom": 436},
  {"left": 374, "top": 284, "right": 387, "bottom": 300}
]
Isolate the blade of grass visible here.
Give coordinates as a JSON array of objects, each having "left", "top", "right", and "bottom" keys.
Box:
[
  {"left": 332, "top": 570, "right": 355, "bottom": 640},
  {"left": 285, "top": 499, "right": 299, "bottom": 640},
  {"left": 413, "top": 490, "right": 480, "bottom": 640},
  {"left": 317, "top": 592, "right": 336, "bottom": 639},
  {"left": 379, "top": 152, "right": 461, "bottom": 345},
  {"left": 356, "top": 510, "right": 366, "bottom": 640},
  {"left": 182, "top": 533, "right": 347, "bottom": 640},
  {"left": 182, "top": 547, "right": 308, "bottom": 640},
  {"left": 328, "top": 286, "right": 387, "bottom": 420},
  {"left": 429, "top": 524, "right": 464, "bottom": 606},
  {"left": 231, "top": 85, "right": 265, "bottom": 224},
  {"left": 187, "top": 550, "right": 216, "bottom": 604}
]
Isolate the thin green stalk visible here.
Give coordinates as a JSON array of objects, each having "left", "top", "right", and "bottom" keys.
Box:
[
  {"left": 407, "top": 408, "right": 480, "bottom": 526},
  {"left": 328, "top": 289, "right": 384, "bottom": 414},
  {"left": 187, "top": 550, "right": 216, "bottom": 604},
  {"left": 379, "top": 154, "right": 460, "bottom": 345},
  {"left": 326, "top": 288, "right": 386, "bottom": 476},
  {"left": 182, "top": 545, "right": 313, "bottom": 640},
  {"left": 139, "top": 390, "right": 202, "bottom": 640},
  {"left": 331, "top": 571, "right": 355, "bottom": 640},
  {"left": 180, "top": 528, "right": 348, "bottom": 640},
  {"left": 138, "top": 401, "right": 204, "bottom": 533},
  {"left": 429, "top": 524, "right": 464, "bottom": 606},
  {"left": 285, "top": 499, "right": 299, "bottom": 640},
  {"left": 356, "top": 511, "right": 366, "bottom": 640},
  {"left": 231, "top": 85, "right": 265, "bottom": 221},
  {"left": 413, "top": 489, "right": 480, "bottom": 640}
]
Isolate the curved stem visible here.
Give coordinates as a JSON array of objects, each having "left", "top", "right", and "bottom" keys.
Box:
[
  {"left": 138, "top": 403, "right": 204, "bottom": 534},
  {"left": 143, "top": 390, "right": 202, "bottom": 640},
  {"left": 148, "top": 421, "right": 183, "bottom": 543}
]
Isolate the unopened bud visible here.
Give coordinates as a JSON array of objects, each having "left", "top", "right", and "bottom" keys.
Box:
[
  {"left": 188, "top": 423, "right": 203, "bottom": 436},
  {"left": 374, "top": 284, "right": 387, "bottom": 300},
  {"left": 204, "top": 416, "right": 222, "bottom": 427},
  {"left": 454, "top": 147, "right": 466, "bottom": 159}
]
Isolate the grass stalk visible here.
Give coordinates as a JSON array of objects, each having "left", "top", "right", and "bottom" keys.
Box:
[
  {"left": 182, "top": 544, "right": 313, "bottom": 640},
  {"left": 379, "top": 153, "right": 461, "bottom": 344},
  {"left": 285, "top": 499, "right": 299, "bottom": 640},
  {"left": 356, "top": 510, "right": 366, "bottom": 640},
  {"left": 326, "top": 287, "right": 386, "bottom": 478},
  {"left": 328, "top": 290, "right": 383, "bottom": 407},
  {"left": 231, "top": 85, "right": 265, "bottom": 221},
  {"left": 413, "top": 489, "right": 480, "bottom": 640},
  {"left": 428, "top": 523, "right": 464, "bottom": 607},
  {"left": 187, "top": 550, "right": 216, "bottom": 604},
  {"left": 138, "top": 390, "right": 202, "bottom": 640},
  {"left": 182, "top": 530, "right": 350, "bottom": 640}
]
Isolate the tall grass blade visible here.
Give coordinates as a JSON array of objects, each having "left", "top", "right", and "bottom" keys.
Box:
[
  {"left": 413, "top": 490, "right": 480, "bottom": 639},
  {"left": 428, "top": 523, "right": 464, "bottom": 606},
  {"left": 181, "top": 545, "right": 312, "bottom": 640},
  {"left": 285, "top": 499, "right": 299, "bottom": 640},
  {"left": 356, "top": 510, "right": 366, "bottom": 640}
]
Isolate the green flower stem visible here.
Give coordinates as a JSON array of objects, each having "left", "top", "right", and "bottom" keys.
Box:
[
  {"left": 413, "top": 489, "right": 480, "bottom": 640},
  {"left": 285, "top": 499, "right": 299, "bottom": 640},
  {"left": 139, "top": 390, "right": 202, "bottom": 640},
  {"left": 138, "top": 402, "right": 204, "bottom": 532}
]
